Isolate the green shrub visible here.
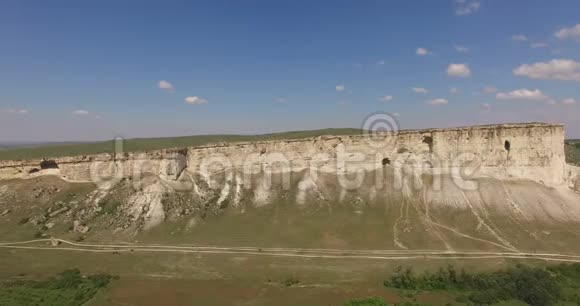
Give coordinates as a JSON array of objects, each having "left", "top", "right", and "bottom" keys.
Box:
[
  {"left": 385, "top": 264, "right": 564, "bottom": 306},
  {"left": 87, "top": 274, "right": 114, "bottom": 288},
  {"left": 282, "top": 277, "right": 300, "bottom": 287},
  {"left": 510, "top": 266, "right": 560, "bottom": 306},
  {"left": 0, "top": 269, "right": 116, "bottom": 306},
  {"left": 98, "top": 200, "right": 120, "bottom": 215},
  {"left": 55, "top": 269, "right": 83, "bottom": 289},
  {"left": 344, "top": 297, "right": 387, "bottom": 306}
]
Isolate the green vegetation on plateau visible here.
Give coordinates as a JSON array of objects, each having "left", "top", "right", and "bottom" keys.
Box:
[
  {"left": 565, "top": 141, "right": 580, "bottom": 165},
  {"left": 0, "top": 128, "right": 361, "bottom": 160},
  {"left": 0, "top": 269, "right": 115, "bottom": 306},
  {"left": 381, "top": 263, "right": 580, "bottom": 306},
  {"left": 1, "top": 129, "right": 579, "bottom": 166}
]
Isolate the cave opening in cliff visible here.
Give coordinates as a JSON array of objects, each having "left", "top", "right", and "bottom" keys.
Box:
[
  {"left": 382, "top": 158, "right": 391, "bottom": 166},
  {"left": 28, "top": 168, "right": 40, "bottom": 174},
  {"left": 422, "top": 135, "right": 433, "bottom": 152},
  {"left": 40, "top": 160, "right": 59, "bottom": 170},
  {"left": 504, "top": 140, "right": 511, "bottom": 151}
]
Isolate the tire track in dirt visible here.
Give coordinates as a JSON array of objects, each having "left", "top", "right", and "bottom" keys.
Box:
[
  {"left": 3, "top": 239, "right": 580, "bottom": 263},
  {"left": 3, "top": 244, "right": 580, "bottom": 263},
  {"left": 416, "top": 188, "right": 454, "bottom": 251},
  {"left": 458, "top": 189, "right": 518, "bottom": 252},
  {"left": 392, "top": 198, "right": 408, "bottom": 249}
]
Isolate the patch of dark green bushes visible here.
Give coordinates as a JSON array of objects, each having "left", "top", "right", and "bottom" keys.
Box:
[
  {"left": 282, "top": 277, "right": 300, "bottom": 287},
  {"left": 383, "top": 264, "right": 580, "bottom": 306},
  {"left": 97, "top": 200, "right": 120, "bottom": 215},
  {"left": 344, "top": 296, "right": 388, "bottom": 306},
  {"left": 0, "top": 268, "right": 117, "bottom": 306}
]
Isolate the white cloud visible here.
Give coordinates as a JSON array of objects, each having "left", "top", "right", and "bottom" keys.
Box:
[
  {"left": 455, "top": 0, "right": 480, "bottom": 16},
  {"left": 158, "top": 80, "right": 175, "bottom": 93},
  {"left": 335, "top": 85, "right": 345, "bottom": 92},
  {"left": 274, "top": 97, "right": 287, "bottom": 104},
  {"left": 4, "top": 108, "right": 29, "bottom": 114},
  {"left": 72, "top": 109, "right": 102, "bottom": 119},
  {"left": 184, "top": 96, "right": 208, "bottom": 105},
  {"left": 512, "top": 34, "right": 528, "bottom": 42},
  {"left": 547, "top": 98, "right": 577, "bottom": 105},
  {"left": 416, "top": 48, "right": 430, "bottom": 56},
  {"left": 513, "top": 59, "right": 580, "bottom": 81},
  {"left": 427, "top": 98, "right": 449, "bottom": 106},
  {"left": 554, "top": 24, "right": 580, "bottom": 40},
  {"left": 378, "top": 95, "right": 393, "bottom": 102},
  {"left": 337, "top": 101, "right": 349, "bottom": 105},
  {"left": 496, "top": 89, "right": 549, "bottom": 101},
  {"left": 392, "top": 112, "right": 400, "bottom": 117},
  {"left": 72, "top": 110, "right": 90, "bottom": 115},
  {"left": 412, "top": 87, "right": 428, "bottom": 94},
  {"left": 561, "top": 98, "right": 577, "bottom": 105},
  {"left": 530, "top": 42, "right": 548, "bottom": 48},
  {"left": 450, "top": 87, "right": 461, "bottom": 95},
  {"left": 483, "top": 86, "right": 498, "bottom": 94},
  {"left": 376, "top": 60, "right": 386, "bottom": 66},
  {"left": 447, "top": 63, "right": 471, "bottom": 77},
  {"left": 454, "top": 45, "right": 469, "bottom": 53}
]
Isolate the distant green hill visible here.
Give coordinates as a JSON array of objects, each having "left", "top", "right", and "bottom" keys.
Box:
[
  {"left": 0, "top": 128, "right": 361, "bottom": 161},
  {"left": 566, "top": 143, "right": 580, "bottom": 166}
]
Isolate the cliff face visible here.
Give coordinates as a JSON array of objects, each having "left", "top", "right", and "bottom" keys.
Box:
[
  {"left": 1, "top": 123, "right": 579, "bottom": 247},
  {"left": 0, "top": 123, "right": 570, "bottom": 188}
]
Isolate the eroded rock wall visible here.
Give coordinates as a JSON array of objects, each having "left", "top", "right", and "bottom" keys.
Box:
[
  {"left": 0, "top": 123, "right": 568, "bottom": 187},
  {"left": 0, "top": 150, "right": 187, "bottom": 183},
  {"left": 186, "top": 123, "right": 566, "bottom": 186}
]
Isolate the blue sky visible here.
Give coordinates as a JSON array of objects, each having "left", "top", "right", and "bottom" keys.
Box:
[{"left": 1, "top": 0, "right": 579, "bottom": 141}]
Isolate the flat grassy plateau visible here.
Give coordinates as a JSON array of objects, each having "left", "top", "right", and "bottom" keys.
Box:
[
  {"left": 1, "top": 129, "right": 578, "bottom": 167},
  {"left": 0, "top": 128, "right": 361, "bottom": 160}
]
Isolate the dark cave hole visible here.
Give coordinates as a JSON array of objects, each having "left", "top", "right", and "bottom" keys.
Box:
[
  {"left": 504, "top": 140, "right": 511, "bottom": 151},
  {"left": 422, "top": 135, "right": 434, "bottom": 152},
  {"left": 40, "top": 160, "right": 59, "bottom": 169}
]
